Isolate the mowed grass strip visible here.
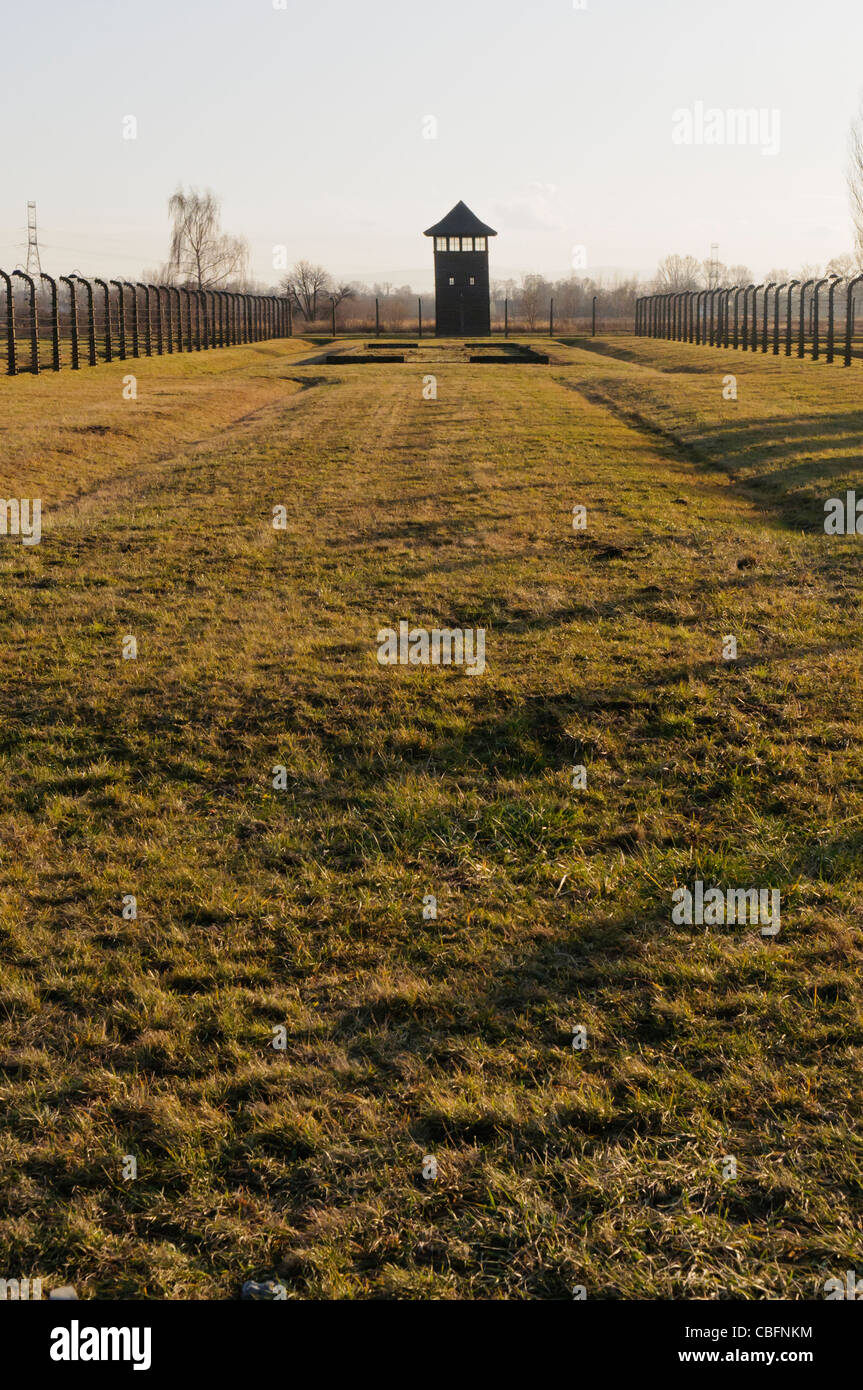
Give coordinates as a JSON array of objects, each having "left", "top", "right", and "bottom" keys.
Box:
[{"left": 0, "top": 338, "right": 861, "bottom": 1299}]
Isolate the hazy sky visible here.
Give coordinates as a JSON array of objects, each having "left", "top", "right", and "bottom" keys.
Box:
[{"left": 2, "top": 0, "right": 862, "bottom": 290}]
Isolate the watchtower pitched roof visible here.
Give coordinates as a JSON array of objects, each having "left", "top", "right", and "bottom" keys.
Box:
[{"left": 423, "top": 201, "right": 498, "bottom": 238}]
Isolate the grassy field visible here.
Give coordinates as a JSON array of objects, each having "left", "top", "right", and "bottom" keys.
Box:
[{"left": 1, "top": 334, "right": 862, "bottom": 1300}]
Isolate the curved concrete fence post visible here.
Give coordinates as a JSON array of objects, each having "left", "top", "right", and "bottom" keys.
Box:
[
  {"left": 844, "top": 275, "right": 863, "bottom": 365},
  {"left": 740, "top": 285, "right": 754, "bottom": 350},
  {"left": 798, "top": 279, "right": 816, "bottom": 358},
  {"left": 59, "top": 276, "right": 80, "bottom": 369},
  {"left": 110, "top": 280, "right": 127, "bottom": 359},
  {"left": 72, "top": 275, "right": 98, "bottom": 365},
  {"left": 137, "top": 284, "right": 152, "bottom": 355},
  {"left": 124, "top": 282, "right": 141, "bottom": 357},
  {"left": 1, "top": 269, "right": 17, "bottom": 375},
  {"left": 749, "top": 285, "right": 764, "bottom": 352},
  {"left": 785, "top": 281, "right": 799, "bottom": 356},
  {"left": 772, "top": 283, "right": 786, "bottom": 355},
  {"left": 761, "top": 284, "right": 776, "bottom": 352},
  {"left": 812, "top": 276, "right": 832, "bottom": 361},
  {"left": 12, "top": 269, "right": 39, "bottom": 374},
  {"left": 722, "top": 288, "right": 732, "bottom": 348},
  {"left": 40, "top": 272, "right": 61, "bottom": 369},
  {"left": 693, "top": 290, "right": 702, "bottom": 344},
  {"left": 195, "top": 292, "right": 204, "bottom": 350},
  {"left": 170, "top": 288, "right": 182, "bottom": 352},
  {"left": 150, "top": 286, "right": 164, "bottom": 355},
  {"left": 826, "top": 276, "right": 843, "bottom": 364},
  {"left": 731, "top": 287, "right": 743, "bottom": 348}
]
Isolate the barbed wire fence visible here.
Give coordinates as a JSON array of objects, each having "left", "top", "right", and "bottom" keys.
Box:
[
  {"left": 636, "top": 276, "right": 863, "bottom": 365},
  {"left": 0, "top": 271, "right": 293, "bottom": 375}
]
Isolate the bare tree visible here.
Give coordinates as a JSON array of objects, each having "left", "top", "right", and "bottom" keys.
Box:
[
  {"left": 654, "top": 254, "right": 702, "bottom": 291},
  {"left": 826, "top": 252, "right": 858, "bottom": 278},
  {"left": 726, "top": 264, "right": 753, "bottom": 286},
  {"left": 282, "top": 261, "right": 330, "bottom": 321},
  {"left": 330, "top": 283, "right": 356, "bottom": 310},
  {"left": 849, "top": 94, "right": 863, "bottom": 266},
  {"left": 167, "top": 187, "right": 249, "bottom": 289},
  {"left": 519, "top": 273, "right": 547, "bottom": 330}
]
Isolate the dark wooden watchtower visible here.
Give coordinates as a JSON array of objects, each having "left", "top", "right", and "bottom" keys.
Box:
[{"left": 424, "top": 201, "right": 497, "bottom": 336}]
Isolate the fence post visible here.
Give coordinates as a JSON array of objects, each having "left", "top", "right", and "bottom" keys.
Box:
[
  {"left": 785, "top": 281, "right": 798, "bottom": 356},
  {"left": 12, "top": 270, "right": 39, "bottom": 374},
  {"left": 418, "top": 297, "right": 422, "bottom": 337},
  {"left": 331, "top": 297, "right": 336, "bottom": 336},
  {"left": 844, "top": 275, "right": 863, "bottom": 365},
  {"left": 592, "top": 295, "right": 597, "bottom": 336},
  {"left": 812, "top": 276, "right": 832, "bottom": 360},
  {"left": 798, "top": 279, "right": 815, "bottom": 358},
  {"left": 150, "top": 286, "right": 164, "bottom": 354},
  {"left": 172, "top": 288, "right": 183, "bottom": 352},
  {"left": 826, "top": 277, "right": 842, "bottom": 363},
  {"left": 40, "top": 273, "right": 61, "bottom": 370},
  {"left": 111, "top": 281, "right": 127, "bottom": 359},
  {"left": 1, "top": 270, "right": 17, "bottom": 375},
  {"left": 761, "top": 284, "right": 774, "bottom": 352},
  {"left": 504, "top": 296, "right": 509, "bottom": 337},
  {"left": 73, "top": 276, "right": 98, "bottom": 364},
  {"left": 549, "top": 298, "right": 554, "bottom": 335},
  {"left": 772, "top": 283, "right": 785, "bottom": 355},
  {"left": 375, "top": 297, "right": 380, "bottom": 336},
  {"left": 137, "top": 284, "right": 152, "bottom": 355},
  {"left": 59, "top": 276, "right": 80, "bottom": 369}
]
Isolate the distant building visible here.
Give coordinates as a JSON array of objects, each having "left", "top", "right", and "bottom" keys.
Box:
[{"left": 424, "top": 201, "right": 497, "bottom": 336}]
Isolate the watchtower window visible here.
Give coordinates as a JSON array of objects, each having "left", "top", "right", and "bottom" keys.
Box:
[
  {"left": 474, "top": 237, "right": 486, "bottom": 252},
  {"left": 449, "top": 277, "right": 455, "bottom": 286},
  {"left": 435, "top": 237, "right": 446, "bottom": 251},
  {"left": 461, "top": 237, "right": 474, "bottom": 251},
  {"left": 448, "top": 237, "right": 460, "bottom": 251}
]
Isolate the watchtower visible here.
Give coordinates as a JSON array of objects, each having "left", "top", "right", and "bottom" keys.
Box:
[{"left": 424, "top": 201, "right": 497, "bottom": 336}]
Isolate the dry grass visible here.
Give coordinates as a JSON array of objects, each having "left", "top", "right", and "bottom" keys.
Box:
[{"left": 1, "top": 335, "right": 861, "bottom": 1299}]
